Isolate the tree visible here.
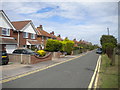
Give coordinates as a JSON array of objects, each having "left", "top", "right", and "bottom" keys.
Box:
[
  {"left": 100, "top": 35, "right": 117, "bottom": 65},
  {"left": 100, "top": 35, "right": 117, "bottom": 53},
  {"left": 61, "top": 38, "right": 74, "bottom": 55},
  {"left": 45, "top": 39, "right": 62, "bottom": 52}
]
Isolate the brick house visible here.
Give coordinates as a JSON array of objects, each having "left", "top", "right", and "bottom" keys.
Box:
[
  {"left": 73, "top": 38, "right": 79, "bottom": 47},
  {"left": 50, "top": 31, "right": 63, "bottom": 41},
  {"left": 11, "top": 20, "right": 40, "bottom": 49},
  {"left": 0, "top": 10, "right": 17, "bottom": 53},
  {"left": 56, "top": 35, "right": 63, "bottom": 41},
  {"left": 36, "top": 25, "right": 54, "bottom": 49}
]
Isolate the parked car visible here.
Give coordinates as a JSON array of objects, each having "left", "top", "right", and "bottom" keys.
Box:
[
  {"left": 0, "top": 51, "right": 9, "bottom": 65},
  {"left": 96, "top": 48, "right": 102, "bottom": 54},
  {"left": 12, "top": 49, "right": 39, "bottom": 56}
]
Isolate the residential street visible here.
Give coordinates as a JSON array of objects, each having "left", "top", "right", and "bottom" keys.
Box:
[{"left": 3, "top": 50, "right": 99, "bottom": 88}]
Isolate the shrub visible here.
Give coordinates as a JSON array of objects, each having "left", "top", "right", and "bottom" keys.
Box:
[
  {"left": 61, "top": 39, "right": 74, "bottom": 55},
  {"left": 45, "top": 39, "right": 62, "bottom": 52},
  {"left": 37, "top": 50, "right": 46, "bottom": 56}
]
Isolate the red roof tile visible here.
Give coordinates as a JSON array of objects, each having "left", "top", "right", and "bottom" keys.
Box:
[
  {"left": 11, "top": 20, "right": 31, "bottom": 30},
  {"left": 36, "top": 28, "right": 53, "bottom": 38}
]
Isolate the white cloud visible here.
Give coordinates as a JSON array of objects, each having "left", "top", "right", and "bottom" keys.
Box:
[{"left": 2, "top": 2, "right": 118, "bottom": 45}]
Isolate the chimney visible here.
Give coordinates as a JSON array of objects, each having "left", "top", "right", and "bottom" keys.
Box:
[
  {"left": 58, "top": 34, "right": 61, "bottom": 37},
  {"left": 73, "top": 38, "right": 76, "bottom": 41},
  {"left": 37, "top": 25, "right": 43, "bottom": 30},
  {"left": 50, "top": 31, "right": 54, "bottom": 35}
]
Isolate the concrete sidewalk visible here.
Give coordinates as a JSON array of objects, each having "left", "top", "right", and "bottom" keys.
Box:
[{"left": 1, "top": 54, "right": 80, "bottom": 80}]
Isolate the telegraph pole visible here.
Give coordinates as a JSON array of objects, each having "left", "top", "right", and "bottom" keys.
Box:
[{"left": 107, "top": 27, "right": 109, "bottom": 35}]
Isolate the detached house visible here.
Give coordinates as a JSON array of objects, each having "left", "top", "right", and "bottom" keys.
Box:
[
  {"left": 0, "top": 10, "right": 17, "bottom": 53},
  {"left": 36, "top": 25, "right": 53, "bottom": 49},
  {"left": 11, "top": 20, "right": 40, "bottom": 49}
]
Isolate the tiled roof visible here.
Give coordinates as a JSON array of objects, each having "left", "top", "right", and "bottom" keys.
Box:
[
  {"left": 11, "top": 20, "right": 31, "bottom": 30},
  {"left": 36, "top": 28, "right": 53, "bottom": 38},
  {"left": 0, "top": 38, "right": 17, "bottom": 44},
  {"left": 56, "top": 36, "right": 63, "bottom": 41}
]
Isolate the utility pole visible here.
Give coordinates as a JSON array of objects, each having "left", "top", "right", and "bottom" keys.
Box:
[{"left": 107, "top": 27, "right": 109, "bottom": 35}]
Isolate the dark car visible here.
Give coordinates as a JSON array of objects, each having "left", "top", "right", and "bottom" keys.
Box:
[
  {"left": 12, "top": 49, "right": 38, "bottom": 55},
  {"left": 96, "top": 48, "right": 102, "bottom": 54},
  {"left": 0, "top": 51, "right": 9, "bottom": 65}
]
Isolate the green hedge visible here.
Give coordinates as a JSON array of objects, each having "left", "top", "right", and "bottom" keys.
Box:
[{"left": 45, "top": 39, "right": 62, "bottom": 52}]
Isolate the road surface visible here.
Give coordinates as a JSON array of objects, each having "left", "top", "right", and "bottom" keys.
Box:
[{"left": 3, "top": 50, "right": 99, "bottom": 88}]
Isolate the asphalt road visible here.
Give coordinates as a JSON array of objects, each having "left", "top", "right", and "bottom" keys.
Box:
[{"left": 3, "top": 50, "right": 99, "bottom": 88}]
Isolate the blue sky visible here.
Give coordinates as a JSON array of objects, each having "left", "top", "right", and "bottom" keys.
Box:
[{"left": 2, "top": 1, "right": 118, "bottom": 45}]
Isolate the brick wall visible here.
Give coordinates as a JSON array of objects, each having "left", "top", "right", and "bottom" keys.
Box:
[
  {"left": 31, "top": 52, "right": 52, "bottom": 64},
  {"left": 8, "top": 52, "right": 53, "bottom": 64}
]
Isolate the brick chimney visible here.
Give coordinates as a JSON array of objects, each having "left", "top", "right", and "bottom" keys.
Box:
[
  {"left": 37, "top": 25, "right": 43, "bottom": 30},
  {"left": 58, "top": 34, "right": 61, "bottom": 37},
  {"left": 50, "top": 31, "right": 54, "bottom": 35},
  {"left": 73, "top": 38, "right": 76, "bottom": 41}
]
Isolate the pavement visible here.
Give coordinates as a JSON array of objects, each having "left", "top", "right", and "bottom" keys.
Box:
[
  {"left": 1, "top": 54, "right": 81, "bottom": 80},
  {"left": 2, "top": 50, "right": 100, "bottom": 88}
]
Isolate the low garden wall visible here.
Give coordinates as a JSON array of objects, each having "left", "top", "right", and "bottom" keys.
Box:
[
  {"left": 8, "top": 52, "right": 53, "bottom": 64},
  {"left": 52, "top": 52, "right": 62, "bottom": 60}
]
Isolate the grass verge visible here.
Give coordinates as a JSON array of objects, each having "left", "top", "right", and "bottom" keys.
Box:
[{"left": 97, "top": 54, "right": 119, "bottom": 88}]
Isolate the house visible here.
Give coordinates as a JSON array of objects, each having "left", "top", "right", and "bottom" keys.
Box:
[
  {"left": 11, "top": 20, "right": 40, "bottom": 49},
  {"left": 36, "top": 25, "right": 53, "bottom": 49},
  {"left": 50, "top": 31, "right": 57, "bottom": 40},
  {"left": 56, "top": 35, "right": 63, "bottom": 41},
  {"left": 73, "top": 38, "right": 79, "bottom": 47},
  {"left": 0, "top": 10, "right": 17, "bottom": 53}
]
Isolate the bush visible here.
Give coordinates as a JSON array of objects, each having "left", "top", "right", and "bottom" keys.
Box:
[
  {"left": 37, "top": 50, "right": 46, "bottom": 56},
  {"left": 45, "top": 39, "right": 62, "bottom": 52},
  {"left": 61, "top": 40, "right": 74, "bottom": 55}
]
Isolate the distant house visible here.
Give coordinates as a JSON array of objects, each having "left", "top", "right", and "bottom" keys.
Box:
[
  {"left": 36, "top": 25, "right": 53, "bottom": 49},
  {"left": 11, "top": 20, "right": 40, "bottom": 49},
  {"left": 50, "top": 31, "right": 57, "bottom": 40},
  {"left": 0, "top": 10, "right": 17, "bottom": 53},
  {"left": 56, "top": 35, "right": 63, "bottom": 41},
  {"left": 73, "top": 38, "right": 79, "bottom": 47}
]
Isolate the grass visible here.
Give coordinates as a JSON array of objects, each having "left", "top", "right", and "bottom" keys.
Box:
[{"left": 97, "top": 54, "right": 119, "bottom": 88}]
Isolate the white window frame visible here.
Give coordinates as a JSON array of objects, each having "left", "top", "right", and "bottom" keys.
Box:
[
  {"left": 23, "top": 32, "right": 28, "bottom": 38},
  {"left": 42, "top": 36, "right": 44, "bottom": 41},
  {"left": 2, "top": 28, "right": 10, "bottom": 36},
  {"left": 31, "top": 34, "right": 35, "bottom": 39}
]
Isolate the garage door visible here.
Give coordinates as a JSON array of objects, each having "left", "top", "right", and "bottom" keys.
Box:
[{"left": 6, "top": 45, "right": 16, "bottom": 54}]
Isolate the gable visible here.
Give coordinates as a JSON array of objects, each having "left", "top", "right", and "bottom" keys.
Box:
[
  {"left": 0, "top": 11, "right": 15, "bottom": 29},
  {"left": 22, "top": 23, "right": 36, "bottom": 34}
]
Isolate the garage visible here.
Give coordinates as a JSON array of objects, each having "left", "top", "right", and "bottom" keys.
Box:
[{"left": 6, "top": 45, "right": 17, "bottom": 54}]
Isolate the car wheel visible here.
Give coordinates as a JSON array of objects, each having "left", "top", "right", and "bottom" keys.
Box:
[{"left": 4, "top": 62, "right": 8, "bottom": 65}]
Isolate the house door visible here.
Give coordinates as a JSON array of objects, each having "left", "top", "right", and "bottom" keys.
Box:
[{"left": 6, "top": 45, "right": 16, "bottom": 54}]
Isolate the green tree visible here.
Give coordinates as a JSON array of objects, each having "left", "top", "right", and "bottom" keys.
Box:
[
  {"left": 61, "top": 38, "right": 74, "bottom": 55},
  {"left": 45, "top": 39, "right": 62, "bottom": 52},
  {"left": 100, "top": 35, "right": 117, "bottom": 47},
  {"left": 100, "top": 35, "right": 117, "bottom": 53}
]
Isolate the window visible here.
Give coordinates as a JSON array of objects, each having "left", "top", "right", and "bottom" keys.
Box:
[
  {"left": 31, "top": 34, "right": 35, "bottom": 39},
  {"left": 2, "top": 28, "right": 10, "bottom": 36},
  {"left": 42, "top": 36, "right": 44, "bottom": 41},
  {"left": 23, "top": 32, "right": 28, "bottom": 38}
]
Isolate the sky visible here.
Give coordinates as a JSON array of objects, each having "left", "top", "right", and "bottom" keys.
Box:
[{"left": 1, "top": 1, "right": 118, "bottom": 45}]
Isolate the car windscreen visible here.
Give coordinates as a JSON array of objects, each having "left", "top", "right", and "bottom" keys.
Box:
[{"left": 97, "top": 48, "right": 102, "bottom": 51}]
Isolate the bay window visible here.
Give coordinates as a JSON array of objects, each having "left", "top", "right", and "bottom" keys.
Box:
[{"left": 2, "top": 28, "right": 10, "bottom": 36}]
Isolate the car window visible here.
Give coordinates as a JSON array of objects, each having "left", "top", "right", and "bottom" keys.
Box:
[
  {"left": 2, "top": 51, "right": 7, "bottom": 56},
  {"left": 26, "top": 49, "right": 34, "bottom": 53}
]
